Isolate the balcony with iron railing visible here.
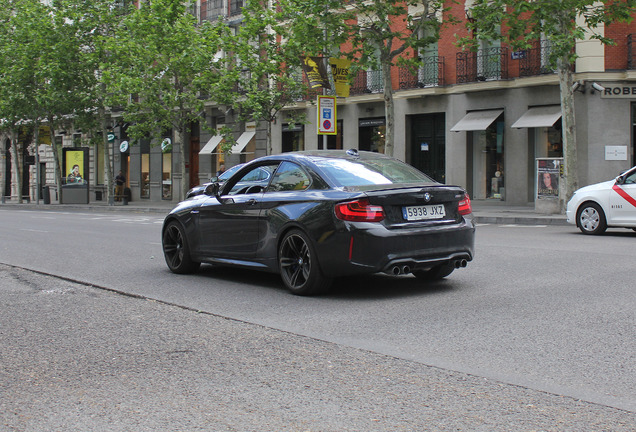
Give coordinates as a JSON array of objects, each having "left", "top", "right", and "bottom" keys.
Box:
[
  {"left": 456, "top": 47, "right": 508, "bottom": 83},
  {"left": 399, "top": 56, "right": 445, "bottom": 89},
  {"left": 519, "top": 40, "right": 555, "bottom": 77},
  {"left": 350, "top": 70, "right": 384, "bottom": 95},
  {"left": 202, "top": 0, "right": 225, "bottom": 22}
]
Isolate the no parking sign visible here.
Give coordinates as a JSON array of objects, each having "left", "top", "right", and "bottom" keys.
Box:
[{"left": 318, "top": 95, "right": 337, "bottom": 135}]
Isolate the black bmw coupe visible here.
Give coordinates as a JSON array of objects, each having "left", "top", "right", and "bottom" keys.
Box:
[{"left": 162, "top": 150, "right": 475, "bottom": 295}]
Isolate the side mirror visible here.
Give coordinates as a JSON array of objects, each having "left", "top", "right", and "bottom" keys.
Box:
[
  {"left": 615, "top": 175, "right": 625, "bottom": 185},
  {"left": 204, "top": 182, "right": 221, "bottom": 199}
]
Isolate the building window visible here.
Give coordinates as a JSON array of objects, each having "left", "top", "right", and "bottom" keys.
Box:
[
  {"left": 162, "top": 150, "right": 172, "bottom": 200},
  {"left": 96, "top": 140, "right": 104, "bottom": 185},
  {"left": 282, "top": 124, "right": 304, "bottom": 152},
  {"left": 141, "top": 139, "right": 150, "bottom": 199},
  {"left": 359, "top": 118, "right": 386, "bottom": 153}
]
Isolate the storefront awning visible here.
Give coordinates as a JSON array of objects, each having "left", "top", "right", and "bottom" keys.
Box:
[
  {"left": 450, "top": 109, "right": 504, "bottom": 132},
  {"left": 198, "top": 135, "right": 224, "bottom": 155},
  {"left": 230, "top": 131, "right": 255, "bottom": 154},
  {"left": 511, "top": 106, "right": 562, "bottom": 128}
]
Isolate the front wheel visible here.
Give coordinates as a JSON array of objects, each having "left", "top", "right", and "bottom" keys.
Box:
[
  {"left": 577, "top": 202, "right": 607, "bottom": 235},
  {"left": 413, "top": 263, "right": 455, "bottom": 281},
  {"left": 278, "top": 229, "right": 332, "bottom": 296},
  {"left": 162, "top": 221, "right": 201, "bottom": 274}
]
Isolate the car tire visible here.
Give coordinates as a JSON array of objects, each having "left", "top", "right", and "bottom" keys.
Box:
[
  {"left": 577, "top": 202, "right": 607, "bottom": 235},
  {"left": 278, "top": 229, "right": 332, "bottom": 295},
  {"left": 413, "top": 263, "right": 455, "bottom": 281},
  {"left": 163, "top": 221, "right": 201, "bottom": 274}
]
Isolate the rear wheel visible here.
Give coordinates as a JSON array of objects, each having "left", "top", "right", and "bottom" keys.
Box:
[
  {"left": 163, "top": 221, "right": 200, "bottom": 274},
  {"left": 577, "top": 202, "right": 607, "bottom": 235},
  {"left": 278, "top": 229, "right": 332, "bottom": 296},
  {"left": 413, "top": 263, "right": 455, "bottom": 281}
]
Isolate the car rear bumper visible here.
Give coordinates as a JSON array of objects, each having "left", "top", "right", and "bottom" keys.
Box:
[{"left": 316, "top": 217, "right": 476, "bottom": 277}]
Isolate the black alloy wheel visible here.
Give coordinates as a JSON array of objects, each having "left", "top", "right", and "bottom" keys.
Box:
[
  {"left": 278, "top": 229, "right": 332, "bottom": 295},
  {"left": 413, "top": 263, "right": 455, "bottom": 281},
  {"left": 163, "top": 221, "right": 201, "bottom": 274},
  {"left": 577, "top": 202, "right": 607, "bottom": 235}
]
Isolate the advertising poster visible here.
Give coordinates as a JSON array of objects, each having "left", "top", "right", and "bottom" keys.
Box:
[
  {"left": 537, "top": 158, "right": 561, "bottom": 198},
  {"left": 302, "top": 56, "right": 331, "bottom": 90},
  {"left": 65, "top": 150, "right": 86, "bottom": 184},
  {"left": 329, "top": 57, "right": 351, "bottom": 97}
]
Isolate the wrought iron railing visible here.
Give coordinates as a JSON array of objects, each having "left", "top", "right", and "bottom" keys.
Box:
[
  {"left": 456, "top": 47, "right": 508, "bottom": 83},
  {"left": 350, "top": 70, "right": 384, "bottom": 95},
  {"left": 519, "top": 40, "right": 555, "bottom": 77},
  {"left": 399, "top": 56, "right": 444, "bottom": 89},
  {"left": 203, "top": 0, "right": 225, "bottom": 21}
]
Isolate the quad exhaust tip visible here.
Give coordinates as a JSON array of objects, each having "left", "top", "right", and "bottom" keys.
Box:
[{"left": 389, "top": 259, "right": 467, "bottom": 275}]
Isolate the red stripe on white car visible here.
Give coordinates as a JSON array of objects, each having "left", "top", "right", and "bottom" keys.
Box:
[{"left": 612, "top": 184, "right": 636, "bottom": 208}]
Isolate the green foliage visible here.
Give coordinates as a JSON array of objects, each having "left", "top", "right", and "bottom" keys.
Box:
[
  {"left": 338, "top": 0, "right": 448, "bottom": 73},
  {"left": 104, "top": 0, "right": 229, "bottom": 143}
]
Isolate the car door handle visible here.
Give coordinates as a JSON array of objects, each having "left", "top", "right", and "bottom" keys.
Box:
[{"left": 191, "top": 210, "right": 199, "bottom": 214}]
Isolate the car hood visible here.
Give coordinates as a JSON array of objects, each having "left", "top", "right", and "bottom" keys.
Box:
[{"left": 574, "top": 179, "right": 615, "bottom": 195}]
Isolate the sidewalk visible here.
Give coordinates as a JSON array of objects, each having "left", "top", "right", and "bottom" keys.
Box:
[{"left": 0, "top": 198, "right": 568, "bottom": 225}]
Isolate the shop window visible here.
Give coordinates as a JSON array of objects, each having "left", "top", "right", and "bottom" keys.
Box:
[
  {"left": 484, "top": 120, "right": 504, "bottom": 199},
  {"left": 162, "top": 151, "right": 172, "bottom": 200},
  {"left": 96, "top": 140, "right": 104, "bottom": 185},
  {"left": 141, "top": 139, "right": 150, "bottom": 199},
  {"left": 359, "top": 118, "right": 386, "bottom": 153},
  {"left": 282, "top": 124, "right": 304, "bottom": 152}
]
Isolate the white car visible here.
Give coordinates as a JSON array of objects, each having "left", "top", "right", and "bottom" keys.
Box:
[{"left": 566, "top": 166, "right": 636, "bottom": 234}]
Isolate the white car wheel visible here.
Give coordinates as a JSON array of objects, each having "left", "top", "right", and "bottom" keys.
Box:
[{"left": 577, "top": 202, "right": 607, "bottom": 235}]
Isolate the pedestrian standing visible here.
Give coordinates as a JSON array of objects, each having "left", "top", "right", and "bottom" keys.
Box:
[{"left": 115, "top": 170, "right": 126, "bottom": 201}]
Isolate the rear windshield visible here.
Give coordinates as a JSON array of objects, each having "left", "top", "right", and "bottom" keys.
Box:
[{"left": 314, "top": 158, "right": 436, "bottom": 187}]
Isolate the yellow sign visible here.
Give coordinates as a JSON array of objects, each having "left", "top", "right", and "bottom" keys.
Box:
[{"left": 329, "top": 58, "right": 351, "bottom": 97}]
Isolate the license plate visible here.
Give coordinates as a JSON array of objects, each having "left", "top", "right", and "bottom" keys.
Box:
[{"left": 402, "top": 204, "right": 446, "bottom": 221}]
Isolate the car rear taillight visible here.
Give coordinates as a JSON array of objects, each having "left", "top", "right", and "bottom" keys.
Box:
[
  {"left": 335, "top": 199, "right": 385, "bottom": 222},
  {"left": 458, "top": 193, "right": 472, "bottom": 216}
]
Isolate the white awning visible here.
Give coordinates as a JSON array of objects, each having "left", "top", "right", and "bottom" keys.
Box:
[
  {"left": 230, "top": 131, "right": 255, "bottom": 154},
  {"left": 198, "top": 135, "right": 224, "bottom": 154},
  {"left": 450, "top": 109, "right": 504, "bottom": 132},
  {"left": 511, "top": 106, "right": 562, "bottom": 128}
]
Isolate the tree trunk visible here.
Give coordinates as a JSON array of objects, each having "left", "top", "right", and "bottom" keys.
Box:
[
  {"left": 176, "top": 128, "right": 187, "bottom": 202},
  {"left": 9, "top": 129, "right": 22, "bottom": 203},
  {"left": 557, "top": 55, "right": 578, "bottom": 207},
  {"left": 382, "top": 58, "right": 394, "bottom": 157},
  {"left": 48, "top": 119, "right": 63, "bottom": 201},
  {"left": 33, "top": 122, "right": 40, "bottom": 204},
  {"left": 100, "top": 107, "right": 114, "bottom": 205}
]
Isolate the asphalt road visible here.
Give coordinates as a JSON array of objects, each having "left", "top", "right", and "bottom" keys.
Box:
[{"left": 0, "top": 207, "right": 635, "bottom": 430}]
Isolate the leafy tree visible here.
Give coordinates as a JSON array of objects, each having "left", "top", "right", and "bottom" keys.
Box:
[
  {"left": 461, "top": 0, "right": 636, "bottom": 202},
  {"left": 229, "top": 0, "right": 348, "bottom": 155},
  {"left": 334, "top": 0, "right": 447, "bottom": 157},
  {"left": 0, "top": 0, "right": 50, "bottom": 202},
  {"left": 104, "top": 0, "right": 230, "bottom": 201},
  {"left": 61, "top": 0, "right": 134, "bottom": 205}
]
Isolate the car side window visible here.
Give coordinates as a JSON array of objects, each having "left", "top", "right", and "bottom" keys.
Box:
[
  {"left": 267, "top": 161, "right": 311, "bottom": 192},
  {"left": 625, "top": 171, "right": 636, "bottom": 184},
  {"left": 227, "top": 164, "right": 277, "bottom": 195}
]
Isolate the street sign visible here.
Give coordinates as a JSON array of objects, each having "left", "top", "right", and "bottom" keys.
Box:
[{"left": 318, "top": 95, "right": 337, "bottom": 135}]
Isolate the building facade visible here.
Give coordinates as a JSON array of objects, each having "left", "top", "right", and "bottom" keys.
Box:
[{"left": 3, "top": 1, "right": 636, "bottom": 210}]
